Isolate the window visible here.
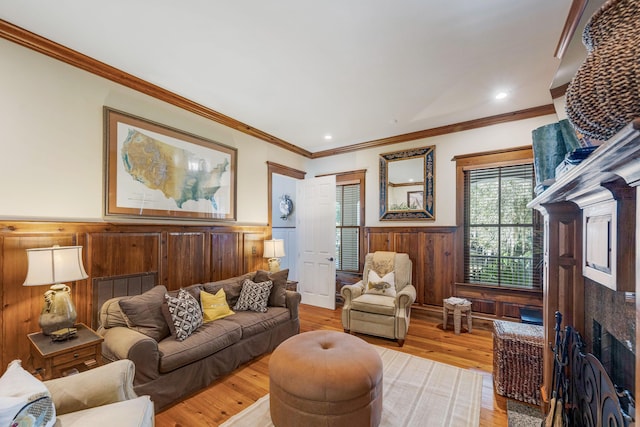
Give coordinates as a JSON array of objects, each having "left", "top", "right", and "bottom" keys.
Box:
[
  {"left": 463, "top": 163, "right": 542, "bottom": 288},
  {"left": 336, "top": 183, "right": 360, "bottom": 271}
]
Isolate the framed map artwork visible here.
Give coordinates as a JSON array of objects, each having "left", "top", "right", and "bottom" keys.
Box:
[{"left": 104, "top": 107, "right": 237, "bottom": 221}]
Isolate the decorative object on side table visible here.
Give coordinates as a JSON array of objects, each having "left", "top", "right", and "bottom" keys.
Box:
[
  {"left": 23, "top": 245, "right": 88, "bottom": 335},
  {"left": 27, "top": 323, "right": 103, "bottom": 380},
  {"left": 565, "top": 0, "right": 640, "bottom": 142},
  {"left": 263, "top": 239, "right": 285, "bottom": 272}
]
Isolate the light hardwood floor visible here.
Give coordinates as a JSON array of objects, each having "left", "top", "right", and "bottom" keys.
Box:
[{"left": 155, "top": 304, "right": 509, "bottom": 426}]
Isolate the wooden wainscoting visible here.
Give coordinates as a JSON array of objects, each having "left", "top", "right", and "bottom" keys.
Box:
[
  {"left": 365, "top": 226, "right": 543, "bottom": 320},
  {"left": 0, "top": 220, "right": 268, "bottom": 372},
  {"left": 366, "top": 226, "right": 456, "bottom": 307}
]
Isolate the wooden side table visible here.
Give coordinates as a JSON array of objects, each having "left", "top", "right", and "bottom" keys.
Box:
[
  {"left": 27, "top": 323, "right": 104, "bottom": 379},
  {"left": 443, "top": 299, "right": 473, "bottom": 335}
]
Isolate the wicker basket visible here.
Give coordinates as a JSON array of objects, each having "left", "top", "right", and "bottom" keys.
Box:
[
  {"left": 493, "top": 320, "right": 544, "bottom": 405},
  {"left": 565, "top": 0, "right": 640, "bottom": 142}
]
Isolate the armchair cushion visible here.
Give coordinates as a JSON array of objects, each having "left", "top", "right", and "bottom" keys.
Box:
[
  {"left": 365, "top": 270, "right": 396, "bottom": 297},
  {"left": 44, "top": 359, "right": 153, "bottom": 427},
  {"left": 54, "top": 396, "right": 153, "bottom": 427},
  {"left": 352, "top": 294, "right": 396, "bottom": 316}
]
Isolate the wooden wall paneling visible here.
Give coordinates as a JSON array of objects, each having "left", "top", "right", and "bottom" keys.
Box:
[
  {"left": 210, "top": 232, "right": 241, "bottom": 281},
  {"left": 539, "top": 201, "right": 583, "bottom": 402},
  {"left": 165, "top": 232, "right": 208, "bottom": 289},
  {"left": 87, "top": 232, "right": 161, "bottom": 279},
  {"left": 1, "top": 233, "right": 79, "bottom": 372},
  {"left": 393, "top": 232, "right": 420, "bottom": 296},
  {"left": 453, "top": 283, "right": 543, "bottom": 318},
  {"left": 422, "top": 231, "right": 455, "bottom": 306},
  {"left": 243, "top": 232, "right": 267, "bottom": 274},
  {"left": 466, "top": 298, "right": 496, "bottom": 315},
  {"left": 365, "top": 230, "right": 393, "bottom": 253},
  {"left": 0, "top": 221, "right": 269, "bottom": 375}
]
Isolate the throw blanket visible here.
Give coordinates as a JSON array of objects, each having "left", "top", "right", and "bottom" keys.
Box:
[{"left": 372, "top": 251, "right": 395, "bottom": 276}]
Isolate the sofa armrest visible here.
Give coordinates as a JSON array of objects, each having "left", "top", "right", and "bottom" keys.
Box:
[
  {"left": 396, "top": 284, "right": 417, "bottom": 308},
  {"left": 341, "top": 281, "right": 364, "bottom": 305},
  {"left": 101, "top": 327, "right": 161, "bottom": 383},
  {"left": 44, "top": 359, "right": 137, "bottom": 415},
  {"left": 285, "top": 290, "right": 301, "bottom": 320}
]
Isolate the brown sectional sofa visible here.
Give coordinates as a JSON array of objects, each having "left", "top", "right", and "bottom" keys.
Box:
[{"left": 97, "top": 272, "right": 301, "bottom": 411}]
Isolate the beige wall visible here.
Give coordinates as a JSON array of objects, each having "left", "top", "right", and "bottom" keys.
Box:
[
  {"left": 0, "top": 37, "right": 558, "bottom": 226},
  {"left": 0, "top": 38, "right": 305, "bottom": 224},
  {"left": 308, "top": 114, "right": 558, "bottom": 227}
]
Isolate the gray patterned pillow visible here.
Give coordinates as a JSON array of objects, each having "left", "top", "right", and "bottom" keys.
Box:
[
  {"left": 233, "top": 279, "right": 273, "bottom": 313},
  {"left": 164, "top": 289, "right": 203, "bottom": 341}
]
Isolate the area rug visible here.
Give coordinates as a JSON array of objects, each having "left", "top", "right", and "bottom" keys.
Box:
[
  {"left": 220, "top": 345, "right": 483, "bottom": 427},
  {"left": 507, "top": 399, "right": 544, "bottom": 427}
]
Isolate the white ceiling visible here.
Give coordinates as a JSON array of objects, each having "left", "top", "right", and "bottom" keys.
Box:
[{"left": 0, "top": 0, "right": 578, "bottom": 153}]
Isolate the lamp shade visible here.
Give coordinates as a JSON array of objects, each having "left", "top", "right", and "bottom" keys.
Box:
[
  {"left": 23, "top": 245, "right": 88, "bottom": 286},
  {"left": 263, "top": 239, "right": 285, "bottom": 258}
]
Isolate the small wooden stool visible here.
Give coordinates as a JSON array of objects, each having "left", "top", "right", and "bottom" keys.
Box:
[{"left": 443, "top": 298, "right": 472, "bottom": 334}]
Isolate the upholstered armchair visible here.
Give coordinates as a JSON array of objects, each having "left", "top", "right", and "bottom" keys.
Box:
[
  {"left": 341, "top": 252, "right": 416, "bottom": 346},
  {"left": 46, "top": 359, "right": 154, "bottom": 426}
]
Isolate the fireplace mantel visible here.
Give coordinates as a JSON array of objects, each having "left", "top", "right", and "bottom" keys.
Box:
[
  {"left": 529, "top": 118, "right": 640, "bottom": 208},
  {"left": 527, "top": 118, "right": 640, "bottom": 409}
]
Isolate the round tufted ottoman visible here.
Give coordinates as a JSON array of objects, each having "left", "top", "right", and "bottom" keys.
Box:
[{"left": 269, "top": 330, "right": 383, "bottom": 427}]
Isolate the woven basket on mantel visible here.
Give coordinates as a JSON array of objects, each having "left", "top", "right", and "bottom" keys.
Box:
[{"left": 565, "top": 0, "right": 640, "bottom": 143}]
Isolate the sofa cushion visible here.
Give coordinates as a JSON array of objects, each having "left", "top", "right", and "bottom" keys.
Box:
[
  {"left": 200, "top": 288, "right": 234, "bottom": 322},
  {"left": 163, "top": 289, "right": 204, "bottom": 341},
  {"left": 118, "top": 285, "right": 170, "bottom": 342},
  {"left": 177, "top": 284, "right": 203, "bottom": 302},
  {"left": 157, "top": 320, "right": 242, "bottom": 373},
  {"left": 254, "top": 269, "right": 289, "bottom": 307},
  {"left": 224, "top": 308, "right": 291, "bottom": 339},
  {"left": 202, "top": 272, "right": 254, "bottom": 307},
  {"left": 233, "top": 279, "right": 273, "bottom": 313}
]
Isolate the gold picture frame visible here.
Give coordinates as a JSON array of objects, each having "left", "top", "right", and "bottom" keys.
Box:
[{"left": 104, "top": 107, "right": 237, "bottom": 221}]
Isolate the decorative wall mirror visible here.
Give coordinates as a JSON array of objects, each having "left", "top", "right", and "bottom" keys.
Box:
[{"left": 379, "top": 146, "right": 435, "bottom": 220}]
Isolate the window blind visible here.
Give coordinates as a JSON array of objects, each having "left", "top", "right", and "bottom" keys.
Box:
[
  {"left": 336, "top": 184, "right": 360, "bottom": 272},
  {"left": 464, "top": 163, "right": 541, "bottom": 288}
]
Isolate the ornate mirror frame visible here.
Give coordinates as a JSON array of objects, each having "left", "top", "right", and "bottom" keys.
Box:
[{"left": 379, "top": 145, "right": 435, "bottom": 220}]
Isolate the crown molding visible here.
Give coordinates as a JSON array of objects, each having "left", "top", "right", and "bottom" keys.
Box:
[
  {"left": 0, "top": 19, "right": 312, "bottom": 158},
  {"left": 311, "top": 105, "right": 556, "bottom": 158},
  {"left": 2, "top": 19, "right": 555, "bottom": 160}
]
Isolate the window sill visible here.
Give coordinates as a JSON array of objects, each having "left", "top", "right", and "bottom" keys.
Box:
[{"left": 454, "top": 282, "right": 542, "bottom": 295}]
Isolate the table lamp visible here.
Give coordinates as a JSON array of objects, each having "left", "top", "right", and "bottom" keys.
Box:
[
  {"left": 23, "top": 245, "right": 88, "bottom": 335},
  {"left": 263, "top": 239, "right": 285, "bottom": 272}
]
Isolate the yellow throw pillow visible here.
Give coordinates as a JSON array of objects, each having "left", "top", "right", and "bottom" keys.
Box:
[{"left": 200, "top": 288, "right": 234, "bottom": 322}]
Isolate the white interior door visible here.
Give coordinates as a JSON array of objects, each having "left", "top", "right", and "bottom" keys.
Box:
[{"left": 296, "top": 175, "right": 336, "bottom": 309}]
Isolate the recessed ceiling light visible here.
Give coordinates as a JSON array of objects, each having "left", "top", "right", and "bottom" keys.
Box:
[
  {"left": 324, "top": 134, "right": 333, "bottom": 140},
  {"left": 495, "top": 92, "right": 508, "bottom": 100}
]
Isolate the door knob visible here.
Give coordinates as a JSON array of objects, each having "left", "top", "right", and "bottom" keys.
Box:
[{"left": 327, "top": 257, "right": 334, "bottom": 261}]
